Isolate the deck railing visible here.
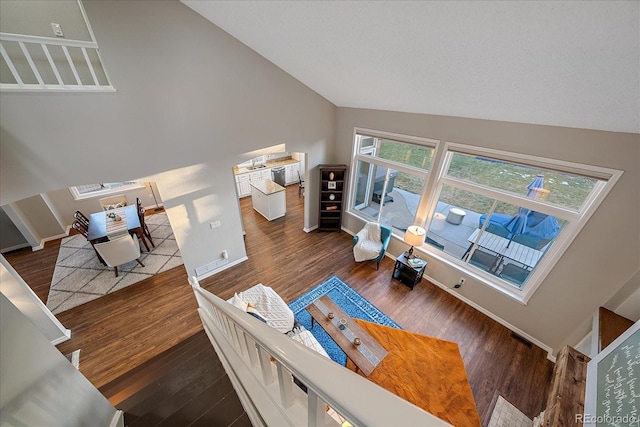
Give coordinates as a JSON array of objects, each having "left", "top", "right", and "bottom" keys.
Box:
[
  {"left": 189, "top": 277, "right": 449, "bottom": 427},
  {"left": 0, "top": 32, "right": 114, "bottom": 92}
]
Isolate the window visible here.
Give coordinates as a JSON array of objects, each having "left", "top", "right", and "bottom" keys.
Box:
[
  {"left": 69, "top": 182, "right": 142, "bottom": 200},
  {"left": 350, "top": 132, "right": 437, "bottom": 233},
  {"left": 348, "top": 130, "right": 622, "bottom": 303}
]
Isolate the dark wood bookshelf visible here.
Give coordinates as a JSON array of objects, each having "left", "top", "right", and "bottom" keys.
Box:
[{"left": 318, "top": 164, "right": 347, "bottom": 231}]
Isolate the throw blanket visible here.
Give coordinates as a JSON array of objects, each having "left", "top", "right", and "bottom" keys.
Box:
[{"left": 353, "top": 222, "right": 382, "bottom": 262}]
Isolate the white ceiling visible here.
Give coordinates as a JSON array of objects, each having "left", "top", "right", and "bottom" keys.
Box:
[{"left": 182, "top": 1, "right": 640, "bottom": 134}]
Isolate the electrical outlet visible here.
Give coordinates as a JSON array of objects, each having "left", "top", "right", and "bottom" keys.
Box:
[{"left": 51, "top": 23, "right": 64, "bottom": 37}]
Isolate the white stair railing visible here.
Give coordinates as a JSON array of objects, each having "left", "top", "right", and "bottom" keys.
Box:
[
  {"left": 190, "top": 277, "right": 450, "bottom": 427},
  {"left": 0, "top": 32, "right": 114, "bottom": 92}
]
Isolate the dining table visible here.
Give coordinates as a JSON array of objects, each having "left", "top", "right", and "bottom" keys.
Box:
[
  {"left": 87, "top": 205, "right": 150, "bottom": 251},
  {"left": 466, "top": 228, "right": 543, "bottom": 270}
]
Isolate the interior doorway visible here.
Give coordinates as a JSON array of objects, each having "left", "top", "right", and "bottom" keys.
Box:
[{"left": 233, "top": 151, "right": 308, "bottom": 236}]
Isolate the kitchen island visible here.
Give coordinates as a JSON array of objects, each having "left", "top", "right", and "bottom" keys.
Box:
[{"left": 250, "top": 179, "right": 286, "bottom": 221}]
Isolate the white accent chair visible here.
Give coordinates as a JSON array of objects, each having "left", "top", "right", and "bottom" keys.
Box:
[
  {"left": 99, "top": 194, "right": 128, "bottom": 210},
  {"left": 94, "top": 234, "right": 144, "bottom": 277}
]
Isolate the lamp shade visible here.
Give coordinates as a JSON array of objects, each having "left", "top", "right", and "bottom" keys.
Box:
[{"left": 404, "top": 225, "right": 426, "bottom": 247}]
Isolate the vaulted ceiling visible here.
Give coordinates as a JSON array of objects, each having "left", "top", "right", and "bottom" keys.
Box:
[{"left": 182, "top": 1, "right": 639, "bottom": 134}]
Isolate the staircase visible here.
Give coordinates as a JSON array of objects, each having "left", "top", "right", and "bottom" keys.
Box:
[{"left": 100, "top": 331, "right": 250, "bottom": 427}]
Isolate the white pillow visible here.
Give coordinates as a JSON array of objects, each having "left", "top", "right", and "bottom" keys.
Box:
[{"left": 230, "top": 293, "right": 248, "bottom": 311}]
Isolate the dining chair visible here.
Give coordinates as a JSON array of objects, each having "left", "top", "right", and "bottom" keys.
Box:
[
  {"left": 72, "top": 219, "right": 108, "bottom": 265},
  {"left": 297, "top": 171, "right": 305, "bottom": 197},
  {"left": 94, "top": 234, "right": 145, "bottom": 277},
  {"left": 73, "top": 210, "right": 90, "bottom": 229},
  {"left": 135, "top": 198, "right": 155, "bottom": 248},
  {"left": 71, "top": 219, "right": 88, "bottom": 237}
]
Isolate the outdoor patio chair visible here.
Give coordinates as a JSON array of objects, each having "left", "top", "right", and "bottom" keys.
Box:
[
  {"left": 486, "top": 223, "right": 510, "bottom": 238},
  {"left": 425, "top": 236, "right": 445, "bottom": 250},
  {"left": 499, "top": 263, "right": 530, "bottom": 287},
  {"left": 468, "top": 249, "right": 500, "bottom": 272}
]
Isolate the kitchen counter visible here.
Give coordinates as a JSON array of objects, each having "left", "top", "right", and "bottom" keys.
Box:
[
  {"left": 250, "top": 179, "right": 286, "bottom": 220},
  {"left": 234, "top": 157, "right": 299, "bottom": 175},
  {"left": 250, "top": 179, "right": 285, "bottom": 195}
]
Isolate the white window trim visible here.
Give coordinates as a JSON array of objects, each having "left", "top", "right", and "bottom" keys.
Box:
[
  {"left": 430, "top": 141, "right": 623, "bottom": 303},
  {"left": 348, "top": 127, "right": 439, "bottom": 225},
  {"left": 69, "top": 182, "right": 144, "bottom": 201}
]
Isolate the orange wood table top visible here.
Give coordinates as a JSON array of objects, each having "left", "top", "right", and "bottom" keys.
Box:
[{"left": 349, "top": 319, "right": 481, "bottom": 427}]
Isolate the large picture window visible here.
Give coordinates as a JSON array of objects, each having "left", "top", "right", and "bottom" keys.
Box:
[{"left": 348, "top": 130, "right": 622, "bottom": 302}]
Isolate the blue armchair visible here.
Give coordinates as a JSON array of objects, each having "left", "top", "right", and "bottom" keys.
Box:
[{"left": 353, "top": 224, "right": 392, "bottom": 270}]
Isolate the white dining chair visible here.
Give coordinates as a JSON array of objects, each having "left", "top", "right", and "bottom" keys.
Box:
[{"left": 94, "top": 234, "right": 144, "bottom": 277}]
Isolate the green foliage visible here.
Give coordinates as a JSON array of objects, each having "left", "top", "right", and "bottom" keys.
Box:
[{"left": 370, "top": 139, "right": 596, "bottom": 214}]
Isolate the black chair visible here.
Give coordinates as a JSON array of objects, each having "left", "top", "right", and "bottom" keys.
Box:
[
  {"left": 71, "top": 219, "right": 88, "bottom": 237},
  {"left": 297, "top": 171, "right": 305, "bottom": 197},
  {"left": 469, "top": 249, "right": 500, "bottom": 272},
  {"left": 72, "top": 219, "right": 107, "bottom": 265},
  {"left": 73, "top": 210, "right": 90, "bottom": 229},
  {"left": 135, "top": 197, "right": 155, "bottom": 248}
]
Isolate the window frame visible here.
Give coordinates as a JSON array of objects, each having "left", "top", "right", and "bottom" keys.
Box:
[
  {"left": 69, "top": 182, "right": 144, "bottom": 201},
  {"left": 347, "top": 129, "right": 623, "bottom": 304},
  {"left": 348, "top": 128, "right": 439, "bottom": 228},
  {"left": 432, "top": 142, "right": 621, "bottom": 303}
]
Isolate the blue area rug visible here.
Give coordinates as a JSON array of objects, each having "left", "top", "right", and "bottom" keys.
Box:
[{"left": 288, "top": 275, "right": 400, "bottom": 365}]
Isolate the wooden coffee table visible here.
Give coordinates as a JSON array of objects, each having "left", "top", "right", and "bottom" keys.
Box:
[{"left": 306, "top": 295, "right": 387, "bottom": 376}]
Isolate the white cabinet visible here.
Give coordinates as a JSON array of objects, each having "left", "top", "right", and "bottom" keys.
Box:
[
  {"left": 285, "top": 162, "right": 301, "bottom": 185},
  {"left": 236, "top": 173, "right": 251, "bottom": 197},
  {"left": 250, "top": 180, "right": 286, "bottom": 221},
  {"left": 292, "top": 162, "right": 300, "bottom": 184}
]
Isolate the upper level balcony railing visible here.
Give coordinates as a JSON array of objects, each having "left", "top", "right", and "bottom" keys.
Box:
[
  {"left": 0, "top": 32, "right": 115, "bottom": 92},
  {"left": 190, "top": 277, "right": 449, "bottom": 427}
]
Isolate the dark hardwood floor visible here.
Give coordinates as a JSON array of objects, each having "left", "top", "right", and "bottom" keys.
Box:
[{"left": 4, "top": 184, "right": 554, "bottom": 425}]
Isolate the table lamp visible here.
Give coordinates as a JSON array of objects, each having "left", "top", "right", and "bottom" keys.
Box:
[{"left": 404, "top": 225, "right": 426, "bottom": 258}]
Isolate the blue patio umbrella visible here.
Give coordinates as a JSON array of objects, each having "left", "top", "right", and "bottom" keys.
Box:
[{"left": 506, "top": 175, "right": 545, "bottom": 246}]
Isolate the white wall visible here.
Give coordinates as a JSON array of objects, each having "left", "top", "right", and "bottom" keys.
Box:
[
  {"left": 0, "top": 207, "right": 28, "bottom": 252},
  {"left": 336, "top": 107, "right": 639, "bottom": 355},
  {"left": 0, "top": 0, "right": 335, "bottom": 277},
  {"left": 0, "top": 294, "right": 119, "bottom": 426},
  {"left": 0, "top": 255, "right": 70, "bottom": 344}
]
